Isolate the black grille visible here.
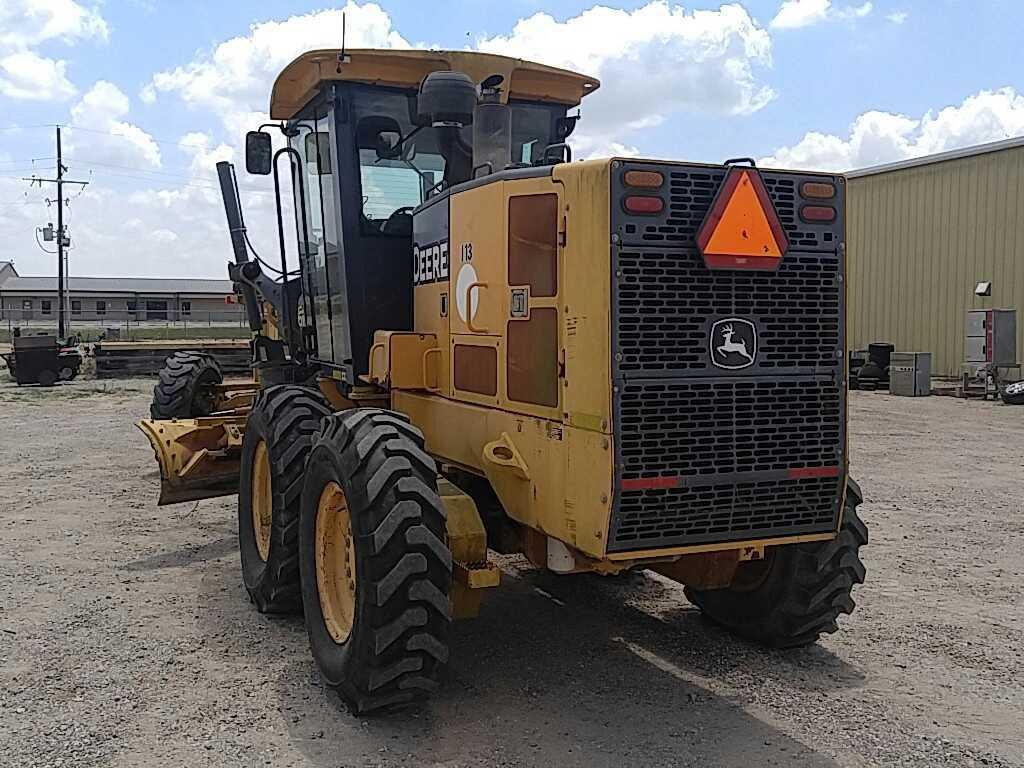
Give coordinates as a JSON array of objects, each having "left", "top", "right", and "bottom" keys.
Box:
[
  {"left": 607, "top": 162, "right": 847, "bottom": 552},
  {"left": 612, "top": 166, "right": 842, "bottom": 252},
  {"left": 615, "top": 249, "right": 841, "bottom": 375},
  {"left": 618, "top": 379, "right": 841, "bottom": 481},
  {"left": 610, "top": 477, "right": 839, "bottom": 550}
]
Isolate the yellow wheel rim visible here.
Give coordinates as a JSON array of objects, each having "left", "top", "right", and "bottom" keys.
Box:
[
  {"left": 251, "top": 439, "right": 272, "bottom": 562},
  {"left": 315, "top": 481, "right": 357, "bottom": 644}
]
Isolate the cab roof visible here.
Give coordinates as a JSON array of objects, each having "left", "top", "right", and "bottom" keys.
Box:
[{"left": 270, "top": 48, "right": 601, "bottom": 120}]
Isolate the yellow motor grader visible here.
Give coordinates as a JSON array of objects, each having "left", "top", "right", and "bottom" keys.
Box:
[{"left": 138, "top": 48, "right": 867, "bottom": 714}]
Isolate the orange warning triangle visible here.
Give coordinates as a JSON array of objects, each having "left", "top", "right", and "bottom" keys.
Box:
[{"left": 697, "top": 168, "right": 788, "bottom": 270}]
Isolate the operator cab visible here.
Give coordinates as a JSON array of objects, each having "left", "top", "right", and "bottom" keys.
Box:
[{"left": 241, "top": 49, "right": 597, "bottom": 387}]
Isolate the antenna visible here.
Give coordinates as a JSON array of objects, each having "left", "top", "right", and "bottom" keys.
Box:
[{"left": 336, "top": 12, "right": 348, "bottom": 74}]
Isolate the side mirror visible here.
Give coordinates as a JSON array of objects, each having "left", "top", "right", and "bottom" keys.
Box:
[
  {"left": 375, "top": 131, "right": 402, "bottom": 161},
  {"left": 245, "top": 131, "right": 272, "bottom": 175},
  {"left": 555, "top": 115, "right": 579, "bottom": 141}
]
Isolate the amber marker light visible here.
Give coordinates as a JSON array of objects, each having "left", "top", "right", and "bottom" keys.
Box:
[
  {"left": 623, "top": 170, "right": 664, "bottom": 188},
  {"left": 801, "top": 181, "right": 836, "bottom": 199}
]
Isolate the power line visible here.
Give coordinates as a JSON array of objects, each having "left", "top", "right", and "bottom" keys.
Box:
[
  {"left": 0, "top": 157, "right": 57, "bottom": 165},
  {"left": 7, "top": 120, "right": 256, "bottom": 159},
  {"left": 80, "top": 168, "right": 221, "bottom": 191},
  {"left": 0, "top": 124, "right": 59, "bottom": 132},
  {"left": 64, "top": 122, "right": 234, "bottom": 152},
  {"left": 69, "top": 157, "right": 221, "bottom": 185},
  {"left": 67, "top": 163, "right": 276, "bottom": 196},
  {"left": 25, "top": 123, "right": 284, "bottom": 197},
  {"left": 0, "top": 166, "right": 58, "bottom": 174},
  {"left": 70, "top": 157, "right": 219, "bottom": 182}
]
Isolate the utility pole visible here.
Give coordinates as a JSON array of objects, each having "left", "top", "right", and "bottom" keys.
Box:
[
  {"left": 25, "top": 125, "right": 88, "bottom": 339},
  {"left": 57, "top": 125, "right": 65, "bottom": 338}
]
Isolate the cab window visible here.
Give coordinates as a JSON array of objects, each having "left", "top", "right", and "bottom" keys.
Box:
[{"left": 358, "top": 147, "right": 446, "bottom": 234}]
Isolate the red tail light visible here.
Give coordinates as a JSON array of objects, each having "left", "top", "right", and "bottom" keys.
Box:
[
  {"left": 623, "top": 195, "right": 664, "bottom": 214},
  {"left": 800, "top": 204, "right": 836, "bottom": 223}
]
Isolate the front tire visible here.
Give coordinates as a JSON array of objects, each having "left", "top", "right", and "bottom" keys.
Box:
[
  {"left": 238, "top": 385, "right": 332, "bottom": 613},
  {"left": 686, "top": 480, "right": 868, "bottom": 648},
  {"left": 299, "top": 409, "right": 452, "bottom": 714},
  {"left": 150, "top": 351, "right": 222, "bottom": 419}
]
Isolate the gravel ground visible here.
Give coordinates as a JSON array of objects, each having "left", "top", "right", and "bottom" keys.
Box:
[{"left": 0, "top": 379, "right": 1022, "bottom": 767}]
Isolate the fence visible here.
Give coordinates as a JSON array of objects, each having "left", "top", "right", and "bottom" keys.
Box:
[{"left": 1, "top": 308, "right": 250, "bottom": 343}]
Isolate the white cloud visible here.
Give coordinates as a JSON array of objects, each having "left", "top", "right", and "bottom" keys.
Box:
[
  {"left": 477, "top": 2, "right": 774, "bottom": 157},
  {"left": 571, "top": 136, "right": 642, "bottom": 159},
  {"left": 0, "top": 50, "right": 75, "bottom": 100},
  {"left": 151, "top": 228, "right": 179, "bottom": 243},
  {"left": 770, "top": 0, "right": 872, "bottom": 29},
  {"left": 0, "top": 0, "right": 108, "bottom": 48},
  {"left": 66, "top": 81, "right": 162, "bottom": 168},
  {"left": 147, "top": 3, "right": 408, "bottom": 130},
  {"left": 133, "top": 0, "right": 778, "bottom": 265},
  {"left": 762, "top": 87, "right": 1024, "bottom": 171},
  {"left": 0, "top": 0, "right": 108, "bottom": 102},
  {"left": 886, "top": 11, "right": 909, "bottom": 24},
  {"left": 771, "top": 0, "right": 831, "bottom": 29},
  {"left": 835, "top": 2, "right": 872, "bottom": 19},
  {"left": 4, "top": 1, "right": 776, "bottom": 275},
  {"left": 23, "top": 0, "right": 775, "bottom": 278},
  {"left": 179, "top": 131, "right": 233, "bottom": 177},
  {"left": 149, "top": 2, "right": 775, "bottom": 162},
  {"left": 17, "top": 4, "right": 410, "bottom": 279}
]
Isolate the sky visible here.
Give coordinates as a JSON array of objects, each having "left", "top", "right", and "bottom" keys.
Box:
[{"left": 1, "top": 0, "right": 1023, "bottom": 279}]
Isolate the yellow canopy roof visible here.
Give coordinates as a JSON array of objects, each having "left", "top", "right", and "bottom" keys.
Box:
[{"left": 270, "top": 48, "right": 600, "bottom": 120}]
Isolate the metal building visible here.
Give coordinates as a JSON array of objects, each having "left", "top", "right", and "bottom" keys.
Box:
[
  {"left": 846, "top": 137, "right": 1024, "bottom": 376},
  {"left": 0, "top": 261, "right": 239, "bottom": 323}
]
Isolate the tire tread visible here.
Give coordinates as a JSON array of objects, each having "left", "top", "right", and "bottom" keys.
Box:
[
  {"left": 239, "top": 385, "right": 331, "bottom": 613},
  {"left": 149, "top": 351, "right": 222, "bottom": 419},
  {"left": 301, "top": 407, "right": 451, "bottom": 714},
  {"left": 686, "top": 496, "right": 868, "bottom": 649}
]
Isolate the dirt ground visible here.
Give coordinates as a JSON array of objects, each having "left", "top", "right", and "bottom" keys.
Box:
[{"left": 1, "top": 379, "right": 1022, "bottom": 768}]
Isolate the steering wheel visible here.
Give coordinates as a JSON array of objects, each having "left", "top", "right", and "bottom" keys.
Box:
[{"left": 382, "top": 207, "right": 415, "bottom": 235}]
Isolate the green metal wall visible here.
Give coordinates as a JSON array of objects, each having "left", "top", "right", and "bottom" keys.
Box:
[{"left": 847, "top": 144, "right": 1024, "bottom": 376}]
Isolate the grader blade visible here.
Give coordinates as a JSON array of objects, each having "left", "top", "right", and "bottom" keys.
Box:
[{"left": 136, "top": 416, "right": 247, "bottom": 506}]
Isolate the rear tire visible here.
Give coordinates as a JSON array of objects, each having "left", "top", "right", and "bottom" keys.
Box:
[
  {"left": 238, "top": 385, "right": 332, "bottom": 613},
  {"left": 686, "top": 480, "right": 868, "bottom": 648},
  {"left": 36, "top": 369, "right": 57, "bottom": 387},
  {"left": 150, "top": 351, "right": 222, "bottom": 419},
  {"left": 299, "top": 409, "right": 452, "bottom": 714}
]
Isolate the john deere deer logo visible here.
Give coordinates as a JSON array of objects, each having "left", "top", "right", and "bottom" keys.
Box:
[{"left": 710, "top": 318, "right": 757, "bottom": 370}]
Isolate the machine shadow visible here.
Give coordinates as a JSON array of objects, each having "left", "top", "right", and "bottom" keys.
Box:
[
  {"left": 270, "top": 567, "right": 848, "bottom": 768},
  {"left": 122, "top": 535, "right": 238, "bottom": 572},
  {"left": 541, "top": 568, "right": 867, "bottom": 693}
]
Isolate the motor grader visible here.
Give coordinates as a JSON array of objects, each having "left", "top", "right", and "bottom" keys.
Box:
[{"left": 138, "top": 48, "right": 868, "bottom": 714}]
